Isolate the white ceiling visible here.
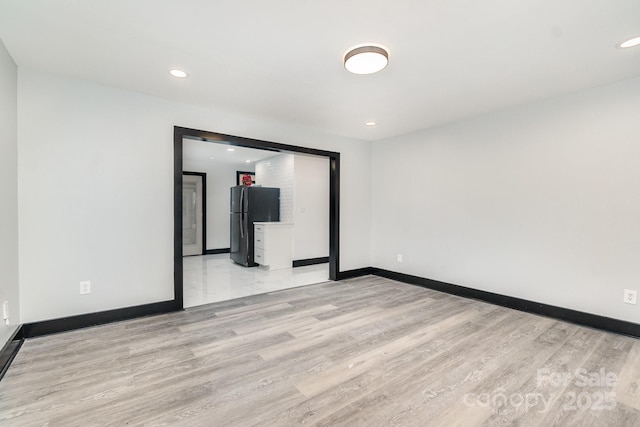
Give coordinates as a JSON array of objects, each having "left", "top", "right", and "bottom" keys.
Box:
[
  {"left": 1, "top": 1, "right": 639, "bottom": 141},
  {"left": 183, "top": 138, "right": 276, "bottom": 165}
]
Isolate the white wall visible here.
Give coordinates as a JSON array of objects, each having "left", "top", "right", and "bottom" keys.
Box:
[
  {"left": 182, "top": 157, "right": 239, "bottom": 250},
  {"left": 371, "top": 76, "right": 640, "bottom": 324},
  {"left": 17, "top": 68, "right": 371, "bottom": 323},
  {"left": 294, "top": 155, "right": 329, "bottom": 260},
  {"left": 0, "top": 38, "right": 20, "bottom": 347}
]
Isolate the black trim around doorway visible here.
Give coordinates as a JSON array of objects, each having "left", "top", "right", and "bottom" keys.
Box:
[
  {"left": 174, "top": 126, "right": 341, "bottom": 310},
  {"left": 183, "top": 171, "right": 207, "bottom": 255}
]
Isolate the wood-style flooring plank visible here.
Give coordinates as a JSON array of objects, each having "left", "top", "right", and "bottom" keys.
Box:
[
  {"left": 0, "top": 275, "right": 638, "bottom": 426},
  {"left": 307, "top": 309, "right": 553, "bottom": 426}
]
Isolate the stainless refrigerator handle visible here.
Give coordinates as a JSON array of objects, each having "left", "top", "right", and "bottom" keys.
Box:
[{"left": 239, "top": 187, "right": 245, "bottom": 238}]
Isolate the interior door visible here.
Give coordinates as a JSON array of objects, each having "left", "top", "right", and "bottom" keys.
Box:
[{"left": 182, "top": 174, "right": 203, "bottom": 256}]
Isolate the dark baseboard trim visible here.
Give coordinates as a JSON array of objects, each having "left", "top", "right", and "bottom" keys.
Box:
[
  {"left": 336, "top": 267, "right": 376, "bottom": 281},
  {"left": 293, "top": 257, "right": 330, "bottom": 268},
  {"left": 22, "top": 300, "right": 179, "bottom": 338},
  {"left": 335, "top": 266, "right": 640, "bottom": 338},
  {"left": 0, "top": 325, "right": 25, "bottom": 382},
  {"left": 370, "top": 268, "right": 640, "bottom": 339},
  {"left": 205, "top": 248, "right": 230, "bottom": 255}
]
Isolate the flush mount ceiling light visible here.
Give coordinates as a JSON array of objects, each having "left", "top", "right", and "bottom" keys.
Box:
[
  {"left": 366, "top": 121, "right": 377, "bottom": 126},
  {"left": 344, "top": 45, "right": 389, "bottom": 75},
  {"left": 227, "top": 148, "right": 235, "bottom": 152},
  {"left": 169, "top": 68, "right": 188, "bottom": 78},
  {"left": 620, "top": 36, "right": 640, "bottom": 48}
]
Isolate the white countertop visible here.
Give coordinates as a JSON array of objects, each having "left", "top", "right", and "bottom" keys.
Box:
[{"left": 254, "top": 222, "right": 294, "bottom": 226}]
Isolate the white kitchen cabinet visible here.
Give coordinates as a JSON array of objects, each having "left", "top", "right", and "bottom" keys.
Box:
[{"left": 253, "top": 222, "right": 294, "bottom": 270}]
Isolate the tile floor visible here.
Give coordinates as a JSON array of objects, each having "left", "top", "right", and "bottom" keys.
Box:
[{"left": 182, "top": 253, "right": 330, "bottom": 308}]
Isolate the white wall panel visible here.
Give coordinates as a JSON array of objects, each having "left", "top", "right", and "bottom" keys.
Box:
[
  {"left": 372, "top": 76, "right": 640, "bottom": 324},
  {"left": 0, "top": 38, "right": 19, "bottom": 346},
  {"left": 293, "top": 155, "right": 329, "bottom": 260}
]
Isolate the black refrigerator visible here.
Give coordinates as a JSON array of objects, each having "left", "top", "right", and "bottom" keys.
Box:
[{"left": 230, "top": 186, "right": 280, "bottom": 266}]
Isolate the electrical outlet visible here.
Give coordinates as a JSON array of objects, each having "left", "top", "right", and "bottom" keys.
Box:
[
  {"left": 80, "top": 281, "right": 91, "bottom": 295},
  {"left": 397, "top": 254, "right": 403, "bottom": 263},
  {"left": 624, "top": 289, "right": 637, "bottom": 305}
]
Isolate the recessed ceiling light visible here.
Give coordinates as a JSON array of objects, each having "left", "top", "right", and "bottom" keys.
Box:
[
  {"left": 169, "top": 69, "right": 188, "bottom": 78},
  {"left": 227, "top": 148, "right": 235, "bottom": 152},
  {"left": 245, "top": 160, "right": 251, "bottom": 163},
  {"left": 209, "top": 157, "right": 215, "bottom": 160},
  {"left": 344, "top": 45, "right": 389, "bottom": 75},
  {"left": 366, "top": 121, "right": 376, "bottom": 126},
  {"left": 620, "top": 36, "right": 640, "bottom": 48}
]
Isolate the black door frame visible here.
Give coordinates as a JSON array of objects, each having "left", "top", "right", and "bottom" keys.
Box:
[
  {"left": 182, "top": 171, "right": 207, "bottom": 256},
  {"left": 174, "top": 126, "right": 340, "bottom": 309}
]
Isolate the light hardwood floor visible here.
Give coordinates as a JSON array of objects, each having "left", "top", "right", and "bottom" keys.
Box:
[{"left": 1, "top": 276, "right": 639, "bottom": 426}]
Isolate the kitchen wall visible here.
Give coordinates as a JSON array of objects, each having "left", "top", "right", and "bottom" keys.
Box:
[
  {"left": 0, "top": 38, "right": 20, "bottom": 348},
  {"left": 256, "top": 154, "right": 330, "bottom": 261},
  {"left": 17, "top": 68, "right": 371, "bottom": 323},
  {"left": 182, "top": 157, "right": 238, "bottom": 250},
  {"left": 371, "top": 76, "right": 640, "bottom": 324}
]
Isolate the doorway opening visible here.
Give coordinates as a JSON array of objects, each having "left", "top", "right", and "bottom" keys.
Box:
[
  {"left": 182, "top": 172, "right": 207, "bottom": 256},
  {"left": 174, "top": 126, "right": 340, "bottom": 309}
]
